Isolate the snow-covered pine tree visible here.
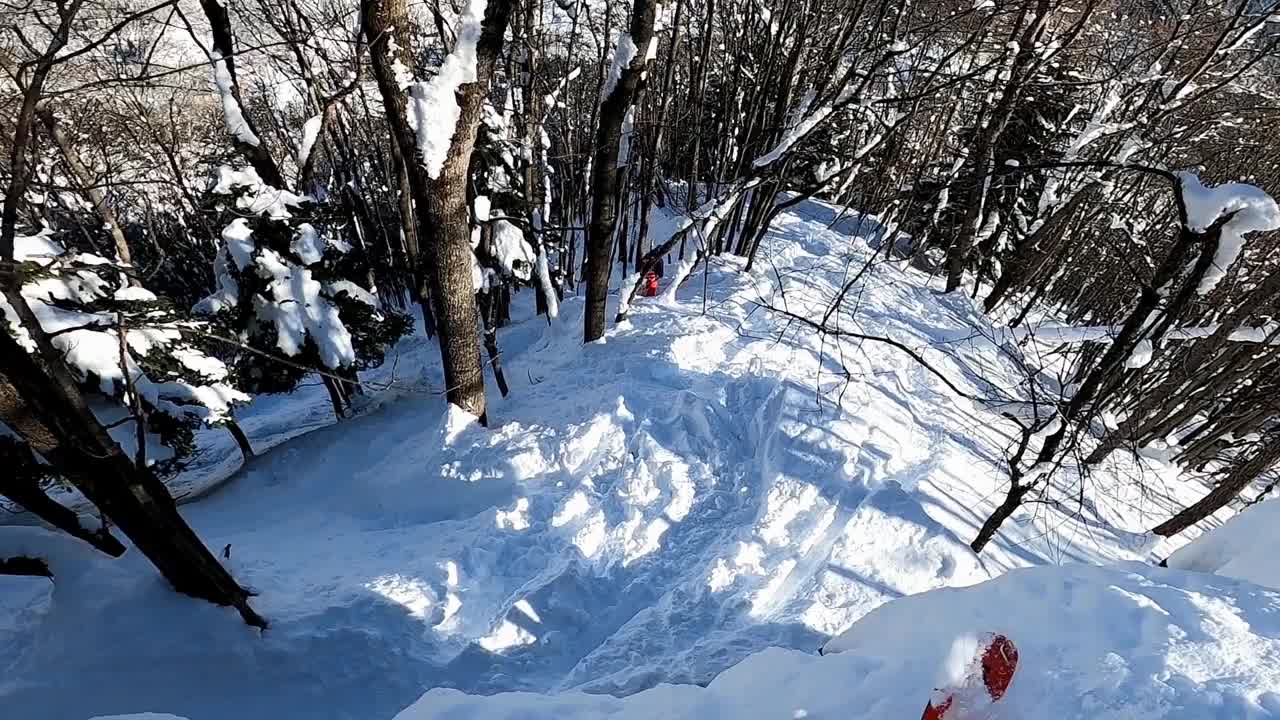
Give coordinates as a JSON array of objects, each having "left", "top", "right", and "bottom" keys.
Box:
[
  {"left": 194, "top": 166, "right": 411, "bottom": 418},
  {"left": 1, "top": 224, "right": 248, "bottom": 476}
]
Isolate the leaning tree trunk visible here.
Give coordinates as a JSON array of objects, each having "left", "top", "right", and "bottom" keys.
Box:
[
  {"left": 1152, "top": 431, "right": 1280, "bottom": 538},
  {"left": 582, "top": 0, "right": 660, "bottom": 342},
  {"left": 0, "top": 322, "right": 265, "bottom": 627},
  {"left": 0, "top": 437, "right": 127, "bottom": 557},
  {"left": 0, "top": 370, "right": 127, "bottom": 557}
]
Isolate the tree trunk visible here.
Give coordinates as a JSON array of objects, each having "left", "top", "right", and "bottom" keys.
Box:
[
  {"left": 225, "top": 419, "right": 255, "bottom": 460},
  {"left": 388, "top": 111, "right": 434, "bottom": 334},
  {"left": 970, "top": 483, "right": 1030, "bottom": 553},
  {"left": 583, "top": 0, "right": 660, "bottom": 342},
  {"left": 0, "top": 422, "right": 128, "bottom": 557},
  {"left": 363, "top": 0, "right": 514, "bottom": 421},
  {"left": 478, "top": 291, "right": 510, "bottom": 397}
]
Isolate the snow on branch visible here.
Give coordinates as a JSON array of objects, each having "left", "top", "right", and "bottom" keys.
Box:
[
  {"left": 1175, "top": 173, "right": 1280, "bottom": 294},
  {"left": 408, "top": 0, "right": 488, "bottom": 179},
  {"left": 211, "top": 52, "right": 261, "bottom": 147},
  {"left": 600, "top": 32, "right": 639, "bottom": 102},
  {"left": 1006, "top": 321, "right": 1280, "bottom": 346}
]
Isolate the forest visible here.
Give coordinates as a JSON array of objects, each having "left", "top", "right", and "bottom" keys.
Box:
[{"left": 2, "top": 0, "right": 1280, "bottom": 718}]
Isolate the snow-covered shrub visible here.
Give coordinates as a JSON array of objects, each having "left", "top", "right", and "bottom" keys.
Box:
[
  {"left": 194, "top": 166, "right": 411, "bottom": 394},
  {"left": 471, "top": 102, "right": 543, "bottom": 292},
  {"left": 0, "top": 225, "right": 248, "bottom": 473}
]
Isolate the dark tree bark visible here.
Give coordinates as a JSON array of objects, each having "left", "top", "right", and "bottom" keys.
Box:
[
  {"left": 583, "top": 0, "right": 660, "bottom": 342},
  {"left": 478, "top": 290, "right": 511, "bottom": 397},
  {"left": 225, "top": 419, "right": 255, "bottom": 460},
  {"left": 0, "top": 430, "right": 127, "bottom": 558}
]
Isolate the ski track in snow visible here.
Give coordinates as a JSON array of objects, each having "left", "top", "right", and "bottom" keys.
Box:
[{"left": 0, "top": 199, "right": 1205, "bottom": 720}]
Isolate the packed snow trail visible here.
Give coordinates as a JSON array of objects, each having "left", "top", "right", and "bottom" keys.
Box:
[{"left": 0, "top": 199, "right": 1213, "bottom": 720}]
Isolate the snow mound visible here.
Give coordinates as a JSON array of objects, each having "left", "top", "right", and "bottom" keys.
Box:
[
  {"left": 1166, "top": 497, "right": 1280, "bottom": 590},
  {"left": 397, "top": 564, "right": 1280, "bottom": 719}
]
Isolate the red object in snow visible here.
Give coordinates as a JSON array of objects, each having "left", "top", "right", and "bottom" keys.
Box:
[
  {"left": 641, "top": 270, "right": 660, "bottom": 297},
  {"left": 920, "top": 634, "right": 1019, "bottom": 720}
]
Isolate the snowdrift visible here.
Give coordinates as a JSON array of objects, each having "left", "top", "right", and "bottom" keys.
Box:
[
  {"left": 395, "top": 563, "right": 1280, "bottom": 719},
  {"left": 1167, "top": 497, "right": 1280, "bottom": 590}
]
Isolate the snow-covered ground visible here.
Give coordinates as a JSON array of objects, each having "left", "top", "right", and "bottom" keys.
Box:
[
  {"left": 395, "top": 563, "right": 1280, "bottom": 719},
  {"left": 2, "top": 199, "right": 1274, "bottom": 720}
]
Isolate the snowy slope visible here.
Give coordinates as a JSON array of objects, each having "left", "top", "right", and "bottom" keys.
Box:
[
  {"left": 0, "top": 199, "right": 1233, "bottom": 720},
  {"left": 1166, "top": 497, "right": 1280, "bottom": 590},
  {"left": 394, "top": 563, "right": 1280, "bottom": 720}
]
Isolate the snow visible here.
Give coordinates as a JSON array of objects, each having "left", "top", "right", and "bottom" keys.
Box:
[
  {"left": 392, "top": 57, "right": 415, "bottom": 90},
  {"left": 210, "top": 53, "right": 260, "bottom": 147},
  {"left": 1167, "top": 498, "right": 1280, "bottom": 590},
  {"left": 298, "top": 114, "right": 323, "bottom": 168},
  {"left": 254, "top": 249, "right": 355, "bottom": 368},
  {"left": 1005, "top": 321, "right": 1280, "bottom": 346},
  {"left": 395, "top": 564, "right": 1280, "bottom": 719},
  {"left": 618, "top": 106, "right": 635, "bottom": 166},
  {"left": 408, "top": 0, "right": 488, "bottom": 179},
  {"left": 221, "top": 218, "right": 256, "bottom": 269},
  {"left": 489, "top": 219, "right": 535, "bottom": 280},
  {"left": 291, "top": 223, "right": 325, "bottom": 265},
  {"left": 195, "top": 247, "right": 239, "bottom": 315},
  {"left": 600, "top": 33, "right": 638, "bottom": 102},
  {"left": 199, "top": 168, "right": 363, "bottom": 369},
  {"left": 13, "top": 225, "right": 62, "bottom": 259},
  {"left": 534, "top": 248, "right": 560, "bottom": 320},
  {"left": 1175, "top": 173, "right": 1280, "bottom": 294},
  {"left": 389, "top": 36, "right": 414, "bottom": 90},
  {"left": 1124, "top": 338, "right": 1154, "bottom": 368},
  {"left": 112, "top": 287, "right": 158, "bottom": 302},
  {"left": 326, "top": 279, "right": 380, "bottom": 307},
  {"left": 473, "top": 195, "right": 491, "bottom": 222},
  {"left": 2, "top": 229, "right": 247, "bottom": 427},
  {"left": 3, "top": 199, "right": 1272, "bottom": 720},
  {"left": 89, "top": 715, "right": 189, "bottom": 720},
  {"left": 210, "top": 165, "right": 309, "bottom": 219}
]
